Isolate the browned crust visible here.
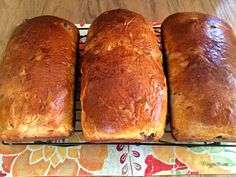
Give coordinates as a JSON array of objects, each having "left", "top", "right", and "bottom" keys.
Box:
[
  {"left": 162, "top": 12, "right": 236, "bottom": 142},
  {"left": 0, "top": 16, "right": 79, "bottom": 141},
  {"left": 81, "top": 9, "right": 167, "bottom": 142}
]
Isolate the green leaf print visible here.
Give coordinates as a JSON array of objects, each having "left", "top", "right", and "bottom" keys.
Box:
[
  {"left": 212, "top": 155, "right": 236, "bottom": 167},
  {"left": 170, "top": 169, "right": 175, "bottom": 175},
  {"left": 204, "top": 147, "right": 210, "bottom": 151},
  {"left": 190, "top": 147, "right": 226, "bottom": 154},
  {"left": 224, "top": 149, "right": 236, "bottom": 154},
  {"left": 190, "top": 147, "right": 205, "bottom": 153},
  {"left": 176, "top": 169, "right": 188, "bottom": 175},
  {"left": 209, "top": 147, "right": 225, "bottom": 153},
  {"left": 170, "top": 158, "right": 175, "bottom": 164}
]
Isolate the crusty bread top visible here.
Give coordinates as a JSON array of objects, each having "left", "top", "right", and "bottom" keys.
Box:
[
  {"left": 0, "top": 16, "right": 78, "bottom": 141},
  {"left": 81, "top": 9, "right": 167, "bottom": 141},
  {"left": 162, "top": 12, "right": 236, "bottom": 141}
]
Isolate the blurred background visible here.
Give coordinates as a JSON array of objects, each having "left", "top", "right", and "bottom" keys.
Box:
[{"left": 0, "top": 0, "right": 235, "bottom": 57}]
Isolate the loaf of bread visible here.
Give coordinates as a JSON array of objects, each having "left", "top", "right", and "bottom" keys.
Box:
[
  {"left": 81, "top": 9, "right": 167, "bottom": 142},
  {"left": 0, "top": 16, "right": 78, "bottom": 141},
  {"left": 162, "top": 12, "right": 236, "bottom": 141}
]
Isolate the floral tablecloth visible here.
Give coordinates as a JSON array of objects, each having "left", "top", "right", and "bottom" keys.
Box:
[
  {"left": 0, "top": 23, "right": 236, "bottom": 176},
  {"left": 1, "top": 144, "right": 236, "bottom": 176}
]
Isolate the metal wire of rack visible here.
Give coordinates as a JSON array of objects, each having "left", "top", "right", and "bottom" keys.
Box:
[{"left": 2, "top": 26, "right": 236, "bottom": 147}]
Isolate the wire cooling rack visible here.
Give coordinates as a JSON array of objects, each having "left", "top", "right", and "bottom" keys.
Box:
[{"left": 2, "top": 26, "right": 236, "bottom": 147}]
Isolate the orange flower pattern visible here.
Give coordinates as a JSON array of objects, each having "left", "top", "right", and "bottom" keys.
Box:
[{"left": 0, "top": 143, "right": 108, "bottom": 176}]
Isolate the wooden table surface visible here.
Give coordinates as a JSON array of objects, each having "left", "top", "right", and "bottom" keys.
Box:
[
  {"left": 0, "top": 0, "right": 235, "bottom": 177},
  {"left": 1, "top": 0, "right": 236, "bottom": 57}
]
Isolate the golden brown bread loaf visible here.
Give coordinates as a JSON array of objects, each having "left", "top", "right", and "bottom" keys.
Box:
[
  {"left": 162, "top": 12, "right": 236, "bottom": 142},
  {"left": 81, "top": 9, "right": 167, "bottom": 142},
  {"left": 0, "top": 16, "right": 78, "bottom": 141}
]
